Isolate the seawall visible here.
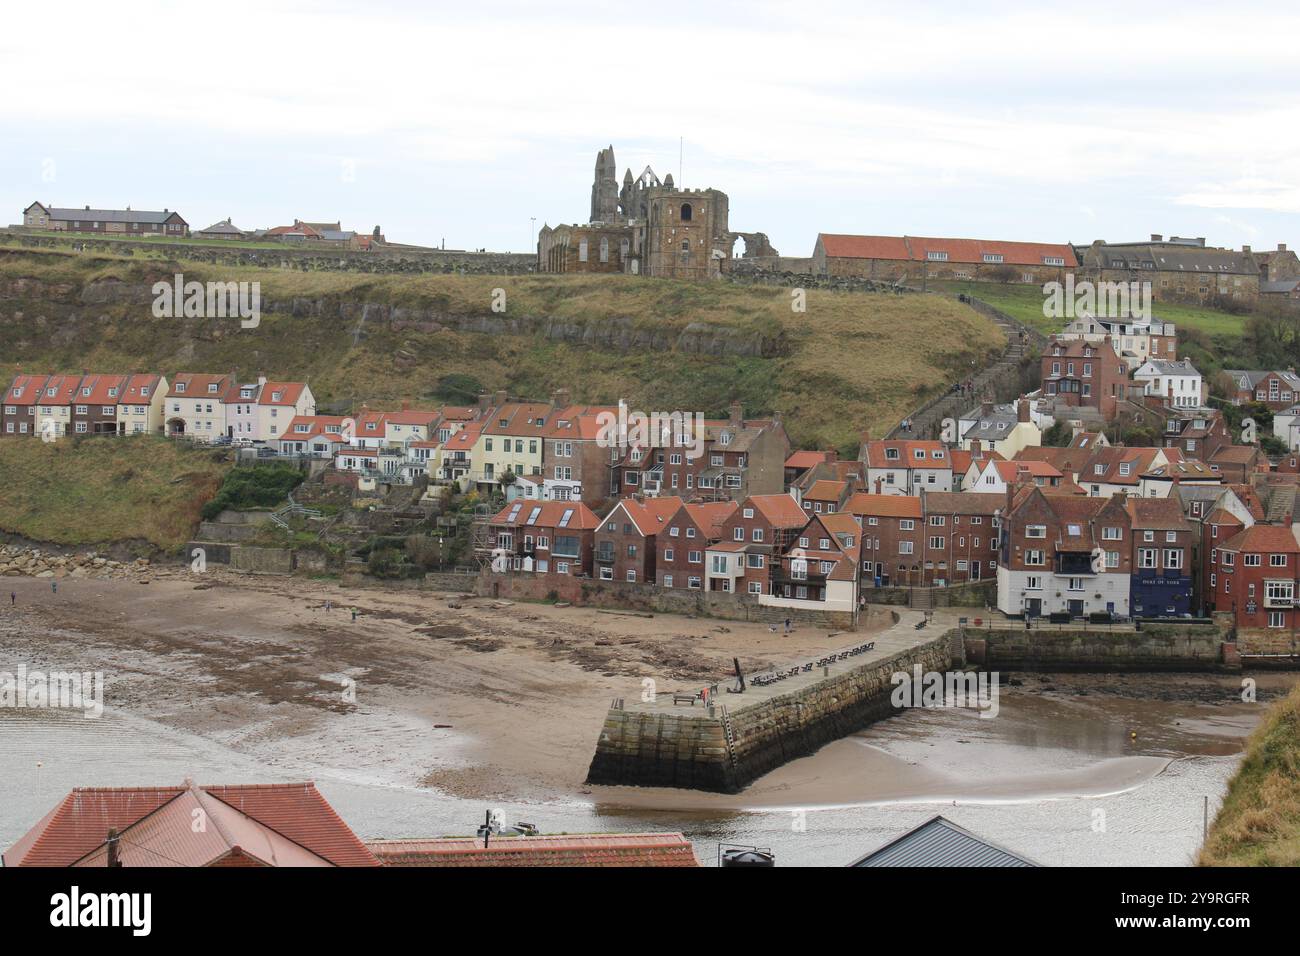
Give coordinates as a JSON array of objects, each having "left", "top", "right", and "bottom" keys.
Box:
[
  {"left": 586, "top": 629, "right": 954, "bottom": 793},
  {"left": 966, "top": 621, "right": 1234, "bottom": 672}
]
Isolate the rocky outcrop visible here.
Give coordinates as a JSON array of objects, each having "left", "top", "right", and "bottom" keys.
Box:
[{"left": 0, "top": 545, "right": 151, "bottom": 579}]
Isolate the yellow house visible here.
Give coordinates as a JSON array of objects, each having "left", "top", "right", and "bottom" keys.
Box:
[
  {"left": 473, "top": 402, "right": 551, "bottom": 489},
  {"left": 117, "top": 373, "right": 169, "bottom": 435}
]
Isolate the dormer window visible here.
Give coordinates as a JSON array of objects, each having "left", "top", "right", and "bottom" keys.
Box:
[
  {"left": 272, "top": 391, "right": 283, "bottom": 402},
  {"left": 207, "top": 384, "right": 218, "bottom": 394},
  {"left": 176, "top": 383, "right": 186, "bottom": 393},
  {"left": 885, "top": 448, "right": 900, "bottom": 460}
]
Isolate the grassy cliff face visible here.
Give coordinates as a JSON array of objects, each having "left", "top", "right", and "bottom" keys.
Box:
[
  {"left": 0, "top": 246, "right": 1004, "bottom": 454},
  {"left": 1199, "top": 683, "right": 1300, "bottom": 866},
  {"left": 0, "top": 436, "right": 230, "bottom": 551}
]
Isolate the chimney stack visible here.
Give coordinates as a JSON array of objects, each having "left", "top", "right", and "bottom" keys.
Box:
[
  {"left": 729, "top": 400, "right": 743, "bottom": 427},
  {"left": 1018, "top": 398, "right": 1030, "bottom": 423},
  {"left": 1280, "top": 243, "right": 1289, "bottom": 253},
  {"left": 874, "top": 477, "right": 883, "bottom": 495},
  {"left": 1151, "top": 234, "right": 1163, "bottom": 242},
  {"left": 494, "top": 389, "right": 507, "bottom": 408}
]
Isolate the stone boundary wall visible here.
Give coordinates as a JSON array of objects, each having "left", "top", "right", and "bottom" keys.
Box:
[
  {"left": 586, "top": 632, "right": 953, "bottom": 793},
  {"left": 967, "top": 621, "right": 1232, "bottom": 671},
  {"left": 477, "top": 571, "right": 859, "bottom": 629},
  {"left": 1, "top": 229, "right": 537, "bottom": 275},
  {"left": 860, "top": 581, "right": 996, "bottom": 607}
]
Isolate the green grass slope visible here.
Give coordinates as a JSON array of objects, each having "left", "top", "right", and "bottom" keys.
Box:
[
  {"left": 0, "top": 435, "right": 230, "bottom": 551},
  {"left": 0, "top": 247, "right": 1005, "bottom": 454}
]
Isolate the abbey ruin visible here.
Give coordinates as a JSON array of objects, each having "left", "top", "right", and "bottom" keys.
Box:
[{"left": 536, "top": 145, "right": 776, "bottom": 279}]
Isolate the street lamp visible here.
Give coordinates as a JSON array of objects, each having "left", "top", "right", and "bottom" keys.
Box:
[{"left": 530, "top": 217, "right": 537, "bottom": 249}]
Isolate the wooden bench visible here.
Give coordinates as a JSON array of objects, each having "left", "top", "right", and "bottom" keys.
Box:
[{"left": 672, "top": 694, "right": 697, "bottom": 706}]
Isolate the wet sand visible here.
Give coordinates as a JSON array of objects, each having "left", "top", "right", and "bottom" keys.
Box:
[{"left": 2, "top": 568, "right": 1295, "bottom": 865}]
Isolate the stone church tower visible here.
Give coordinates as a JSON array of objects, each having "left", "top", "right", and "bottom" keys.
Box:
[{"left": 589, "top": 145, "right": 619, "bottom": 223}]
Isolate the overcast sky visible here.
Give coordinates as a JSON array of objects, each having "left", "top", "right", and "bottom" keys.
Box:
[{"left": 3, "top": 0, "right": 1299, "bottom": 256}]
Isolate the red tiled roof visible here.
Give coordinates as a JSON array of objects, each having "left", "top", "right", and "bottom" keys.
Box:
[
  {"left": 844, "top": 493, "right": 923, "bottom": 519},
  {"left": 818, "top": 233, "right": 1077, "bottom": 267},
  {"left": 3, "top": 782, "right": 378, "bottom": 867},
  {"left": 785, "top": 449, "right": 833, "bottom": 470},
  {"left": 490, "top": 500, "right": 601, "bottom": 530},
  {"left": 804, "top": 479, "right": 847, "bottom": 501},
  {"left": 5, "top": 375, "right": 50, "bottom": 406},
  {"left": 77, "top": 374, "right": 127, "bottom": 405},
  {"left": 745, "top": 493, "right": 810, "bottom": 529},
  {"left": 680, "top": 500, "right": 738, "bottom": 539},
  {"left": 365, "top": 833, "right": 698, "bottom": 867},
  {"left": 863, "top": 440, "right": 950, "bottom": 470},
  {"left": 119, "top": 373, "right": 162, "bottom": 404},
  {"left": 168, "top": 373, "right": 231, "bottom": 399},
  {"left": 614, "top": 496, "right": 687, "bottom": 536},
  {"left": 258, "top": 381, "right": 309, "bottom": 407},
  {"left": 1219, "top": 524, "right": 1300, "bottom": 554}
]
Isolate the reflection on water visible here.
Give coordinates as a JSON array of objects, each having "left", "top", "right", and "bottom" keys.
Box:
[{"left": 0, "top": 684, "right": 1266, "bottom": 867}]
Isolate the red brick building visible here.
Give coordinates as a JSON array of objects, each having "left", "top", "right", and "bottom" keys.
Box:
[
  {"left": 844, "top": 493, "right": 925, "bottom": 588},
  {"left": 594, "top": 495, "right": 684, "bottom": 584},
  {"left": 707, "top": 493, "right": 809, "bottom": 595},
  {"left": 917, "top": 492, "right": 1005, "bottom": 585},
  {"left": 656, "top": 501, "right": 737, "bottom": 590},
  {"left": 1209, "top": 524, "right": 1300, "bottom": 634},
  {"left": 487, "top": 500, "right": 602, "bottom": 576},
  {"left": 1041, "top": 337, "right": 1132, "bottom": 420}
]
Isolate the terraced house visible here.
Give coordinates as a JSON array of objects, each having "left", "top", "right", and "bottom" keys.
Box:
[
  {"left": 861, "top": 440, "right": 954, "bottom": 495},
  {"left": 22, "top": 201, "right": 189, "bottom": 237},
  {"left": 2, "top": 374, "right": 46, "bottom": 437},
  {"left": 1125, "top": 496, "right": 1194, "bottom": 617},
  {"left": 1040, "top": 337, "right": 1133, "bottom": 421},
  {"left": 763, "top": 512, "right": 861, "bottom": 614},
  {"left": 656, "top": 501, "right": 738, "bottom": 590},
  {"left": 844, "top": 493, "right": 925, "bottom": 588},
  {"left": 116, "top": 373, "right": 168, "bottom": 435},
  {"left": 706, "top": 493, "right": 809, "bottom": 595},
  {"left": 996, "top": 486, "right": 1133, "bottom": 620},
  {"left": 1208, "top": 524, "right": 1300, "bottom": 636},
  {"left": 593, "top": 495, "right": 684, "bottom": 583},
  {"left": 166, "top": 373, "right": 233, "bottom": 440},
  {"left": 486, "top": 500, "right": 602, "bottom": 576},
  {"left": 70, "top": 373, "right": 127, "bottom": 435}
]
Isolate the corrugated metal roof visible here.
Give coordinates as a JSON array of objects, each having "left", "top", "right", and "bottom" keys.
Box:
[{"left": 849, "top": 815, "right": 1038, "bottom": 867}]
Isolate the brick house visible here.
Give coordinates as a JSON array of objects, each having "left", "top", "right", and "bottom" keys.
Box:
[
  {"left": 764, "top": 512, "right": 862, "bottom": 612},
  {"left": 70, "top": 373, "right": 128, "bottom": 435},
  {"left": 2, "top": 374, "right": 48, "bottom": 437},
  {"left": 996, "top": 487, "right": 1133, "bottom": 619},
  {"left": 1223, "top": 370, "right": 1300, "bottom": 411},
  {"left": 1125, "top": 496, "right": 1194, "bottom": 617},
  {"left": 613, "top": 403, "right": 790, "bottom": 503},
  {"left": 542, "top": 398, "right": 618, "bottom": 504},
  {"left": 917, "top": 492, "right": 1005, "bottom": 586},
  {"left": 486, "top": 500, "right": 602, "bottom": 576},
  {"left": 1208, "top": 445, "right": 1268, "bottom": 485},
  {"left": 593, "top": 495, "right": 684, "bottom": 584},
  {"left": 844, "top": 493, "right": 924, "bottom": 588},
  {"left": 1041, "top": 336, "right": 1133, "bottom": 420},
  {"left": 1209, "top": 524, "right": 1300, "bottom": 635},
  {"left": 656, "top": 500, "right": 738, "bottom": 590},
  {"left": 30, "top": 374, "right": 82, "bottom": 439},
  {"left": 707, "top": 493, "right": 808, "bottom": 595}
]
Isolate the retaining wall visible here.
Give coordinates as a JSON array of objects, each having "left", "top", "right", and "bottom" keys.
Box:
[{"left": 967, "top": 622, "right": 1232, "bottom": 671}]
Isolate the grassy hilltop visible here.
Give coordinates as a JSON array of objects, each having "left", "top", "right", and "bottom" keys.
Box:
[{"left": 0, "top": 245, "right": 1004, "bottom": 454}]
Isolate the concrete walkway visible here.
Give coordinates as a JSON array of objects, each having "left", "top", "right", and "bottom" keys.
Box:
[{"left": 625, "top": 608, "right": 941, "bottom": 716}]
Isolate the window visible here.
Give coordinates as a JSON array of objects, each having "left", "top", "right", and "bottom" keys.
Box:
[
  {"left": 1026, "top": 525, "right": 1046, "bottom": 538},
  {"left": 899, "top": 541, "right": 914, "bottom": 555},
  {"left": 1026, "top": 576, "right": 1042, "bottom": 590},
  {"left": 1025, "top": 550, "right": 1043, "bottom": 566},
  {"left": 1139, "top": 549, "right": 1157, "bottom": 568},
  {"left": 1268, "top": 611, "right": 1286, "bottom": 628},
  {"left": 929, "top": 536, "right": 945, "bottom": 550},
  {"left": 1164, "top": 549, "right": 1183, "bottom": 569},
  {"left": 679, "top": 203, "right": 692, "bottom": 222},
  {"left": 1102, "top": 527, "right": 1121, "bottom": 540},
  {"left": 1244, "top": 554, "right": 1261, "bottom": 567},
  {"left": 1271, "top": 554, "right": 1288, "bottom": 567}
]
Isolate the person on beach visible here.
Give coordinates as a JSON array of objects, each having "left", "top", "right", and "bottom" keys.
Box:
[
  {"left": 783, "top": 617, "right": 792, "bottom": 635},
  {"left": 351, "top": 607, "right": 358, "bottom": 622},
  {"left": 51, "top": 580, "right": 57, "bottom": 594},
  {"left": 9, "top": 591, "right": 14, "bottom": 607}
]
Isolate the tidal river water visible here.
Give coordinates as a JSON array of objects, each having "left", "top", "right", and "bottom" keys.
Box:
[{"left": 1, "top": 671, "right": 1282, "bottom": 867}]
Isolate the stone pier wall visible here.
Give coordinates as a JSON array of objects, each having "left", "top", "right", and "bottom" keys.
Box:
[
  {"left": 586, "top": 632, "right": 953, "bottom": 793},
  {"left": 967, "top": 621, "right": 1232, "bottom": 671}
]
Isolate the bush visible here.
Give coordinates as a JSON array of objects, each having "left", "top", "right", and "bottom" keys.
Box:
[{"left": 200, "top": 465, "right": 304, "bottom": 520}]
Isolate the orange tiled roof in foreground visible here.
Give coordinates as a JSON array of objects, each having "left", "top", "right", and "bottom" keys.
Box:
[{"left": 365, "top": 833, "right": 699, "bottom": 867}]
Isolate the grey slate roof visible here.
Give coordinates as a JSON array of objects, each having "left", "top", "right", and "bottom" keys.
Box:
[
  {"left": 849, "top": 815, "right": 1038, "bottom": 867},
  {"left": 48, "top": 206, "right": 183, "bottom": 224}
]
